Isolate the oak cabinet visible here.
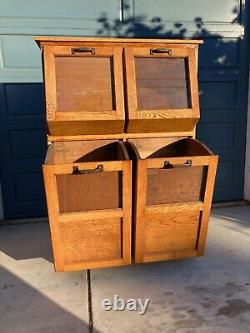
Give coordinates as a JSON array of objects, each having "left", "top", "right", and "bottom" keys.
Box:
[
  {"left": 43, "top": 45, "right": 125, "bottom": 135},
  {"left": 125, "top": 45, "right": 199, "bottom": 133},
  {"left": 127, "top": 138, "right": 218, "bottom": 263},
  {"left": 36, "top": 37, "right": 218, "bottom": 271},
  {"left": 43, "top": 140, "right": 132, "bottom": 271}
]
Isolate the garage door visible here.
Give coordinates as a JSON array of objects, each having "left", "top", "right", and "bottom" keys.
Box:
[{"left": 0, "top": 0, "right": 248, "bottom": 219}]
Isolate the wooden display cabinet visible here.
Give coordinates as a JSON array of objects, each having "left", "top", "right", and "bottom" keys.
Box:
[{"left": 36, "top": 37, "right": 218, "bottom": 272}]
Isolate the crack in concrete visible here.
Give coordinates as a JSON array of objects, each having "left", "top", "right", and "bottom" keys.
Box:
[{"left": 86, "top": 269, "right": 93, "bottom": 333}]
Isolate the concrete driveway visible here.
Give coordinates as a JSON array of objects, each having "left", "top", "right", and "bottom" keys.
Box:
[{"left": 1, "top": 205, "right": 250, "bottom": 333}]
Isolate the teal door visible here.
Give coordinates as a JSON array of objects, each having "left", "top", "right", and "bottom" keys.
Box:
[{"left": 0, "top": 0, "right": 248, "bottom": 219}]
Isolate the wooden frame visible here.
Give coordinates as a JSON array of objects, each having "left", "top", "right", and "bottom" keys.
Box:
[
  {"left": 36, "top": 37, "right": 203, "bottom": 45},
  {"left": 47, "top": 131, "right": 195, "bottom": 143},
  {"left": 43, "top": 44, "right": 125, "bottom": 135},
  {"left": 129, "top": 139, "right": 218, "bottom": 263},
  {"left": 125, "top": 44, "right": 200, "bottom": 133},
  {"left": 43, "top": 141, "right": 132, "bottom": 271}
]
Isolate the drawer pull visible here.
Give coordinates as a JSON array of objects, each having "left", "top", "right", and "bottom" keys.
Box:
[
  {"left": 163, "top": 160, "right": 192, "bottom": 169},
  {"left": 72, "top": 164, "right": 103, "bottom": 175},
  {"left": 71, "top": 47, "right": 95, "bottom": 55},
  {"left": 150, "top": 48, "right": 172, "bottom": 55}
]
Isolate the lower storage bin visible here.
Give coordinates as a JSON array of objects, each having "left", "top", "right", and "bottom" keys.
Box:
[
  {"left": 43, "top": 140, "right": 132, "bottom": 271},
  {"left": 128, "top": 138, "right": 218, "bottom": 263}
]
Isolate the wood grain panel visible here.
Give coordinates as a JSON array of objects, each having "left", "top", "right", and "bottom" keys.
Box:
[
  {"left": 43, "top": 165, "right": 65, "bottom": 271},
  {"left": 145, "top": 201, "right": 204, "bottom": 214},
  {"left": 126, "top": 118, "right": 199, "bottom": 133},
  {"left": 58, "top": 208, "right": 123, "bottom": 222},
  {"left": 47, "top": 131, "right": 195, "bottom": 143},
  {"left": 35, "top": 37, "right": 203, "bottom": 46},
  {"left": 125, "top": 44, "right": 200, "bottom": 134},
  {"left": 45, "top": 140, "right": 128, "bottom": 164},
  {"left": 60, "top": 218, "right": 122, "bottom": 264},
  {"left": 143, "top": 249, "right": 198, "bottom": 263},
  {"left": 197, "top": 155, "right": 219, "bottom": 255},
  {"left": 42, "top": 44, "right": 125, "bottom": 136},
  {"left": 147, "top": 138, "right": 213, "bottom": 158},
  {"left": 128, "top": 137, "right": 181, "bottom": 158},
  {"left": 135, "top": 57, "right": 190, "bottom": 110},
  {"left": 55, "top": 56, "right": 114, "bottom": 112},
  {"left": 147, "top": 166, "right": 207, "bottom": 205},
  {"left": 144, "top": 211, "right": 200, "bottom": 255},
  {"left": 56, "top": 171, "right": 122, "bottom": 213}
]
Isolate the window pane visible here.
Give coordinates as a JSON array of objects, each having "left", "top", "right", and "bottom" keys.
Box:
[
  {"left": 135, "top": 57, "right": 190, "bottom": 110},
  {"left": 55, "top": 56, "right": 115, "bottom": 112}
]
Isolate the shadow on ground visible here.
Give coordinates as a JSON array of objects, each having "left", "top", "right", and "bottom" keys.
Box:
[
  {"left": 0, "top": 222, "right": 52, "bottom": 262},
  {"left": 1, "top": 206, "right": 250, "bottom": 332},
  {"left": 0, "top": 267, "right": 90, "bottom": 333}
]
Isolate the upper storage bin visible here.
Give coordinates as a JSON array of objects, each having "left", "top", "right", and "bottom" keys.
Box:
[
  {"left": 36, "top": 37, "right": 202, "bottom": 137},
  {"left": 42, "top": 44, "right": 125, "bottom": 135},
  {"left": 125, "top": 44, "right": 200, "bottom": 133}
]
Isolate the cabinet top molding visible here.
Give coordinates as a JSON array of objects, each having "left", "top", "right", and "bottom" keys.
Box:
[{"left": 35, "top": 36, "right": 203, "bottom": 47}]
